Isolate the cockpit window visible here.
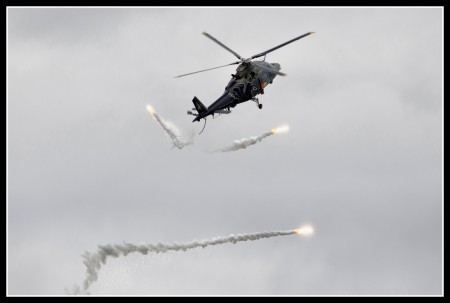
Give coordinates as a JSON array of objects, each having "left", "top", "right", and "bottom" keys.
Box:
[
  {"left": 259, "top": 73, "right": 270, "bottom": 89},
  {"left": 259, "top": 72, "right": 270, "bottom": 85}
]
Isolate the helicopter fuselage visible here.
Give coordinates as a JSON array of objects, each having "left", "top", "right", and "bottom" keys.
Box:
[{"left": 192, "top": 61, "right": 280, "bottom": 122}]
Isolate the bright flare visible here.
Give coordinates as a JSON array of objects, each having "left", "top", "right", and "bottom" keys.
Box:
[
  {"left": 271, "top": 124, "right": 290, "bottom": 134},
  {"left": 295, "top": 224, "right": 314, "bottom": 236},
  {"left": 146, "top": 105, "right": 156, "bottom": 116}
]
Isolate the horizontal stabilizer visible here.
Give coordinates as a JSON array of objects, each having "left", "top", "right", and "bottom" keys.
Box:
[{"left": 214, "top": 109, "right": 231, "bottom": 114}]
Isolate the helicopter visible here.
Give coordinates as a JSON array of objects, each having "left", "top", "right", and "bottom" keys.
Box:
[{"left": 175, "top": 31, "right": 314, "bottom": 132}]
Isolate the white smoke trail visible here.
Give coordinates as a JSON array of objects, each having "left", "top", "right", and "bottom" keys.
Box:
[
  {"left": 71, "top": 229, "right": 297, "bottom": 294},
  {"left": 146, "top": 105, "right": 194, "bottom": 149},
  {"left": 216, "top": 132, "right": 273, "bottom": 152},
  {"left": 213, "top": 125, "right": 289, "bottom": 153}
]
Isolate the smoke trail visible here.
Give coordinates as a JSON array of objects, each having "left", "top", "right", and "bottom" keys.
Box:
[
  {"left": 213, "top": 125, "right": 289, "bottom": 153},
  {"left": 217, "top": 132, "right": 273, "bottom": 152},
  {"left": 146, "top": 105, "right": 194, "bottom": 149},
  {"left": 71, "top": 229, "right": 300, "bottom": 294}
]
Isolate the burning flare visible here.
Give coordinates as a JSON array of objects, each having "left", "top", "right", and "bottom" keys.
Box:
[
  {"left": 294, "top": 224, "right": 314, "bottom": 237},
  {"left": 146, "top": 105, "right": 156, "bottom": 116},
  {"left": 213, "top": 124, "right": 290, "bottom": 153},
  {"left": 271, "top": 124, "right": 290, "bottom": 134},
  {"left": 146, "top": 104, "right": 193, "bottom": 149},
  {"left": 68, "top": 227, "right": 310, "bottom": 294}
]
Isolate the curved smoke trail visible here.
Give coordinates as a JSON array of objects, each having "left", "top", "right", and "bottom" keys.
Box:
[
  {"left": 213, "top": 125, "right": 289, "bottom": 152},
  {"left": 146, "top": 105, "right": 194, "bottom": 149},
  {"left": 71, "top": 229, "right": 299, "bottom": 294}
]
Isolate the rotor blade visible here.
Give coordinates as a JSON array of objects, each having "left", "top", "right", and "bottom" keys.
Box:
[
  {"left": 202, "top": 32, "right": 243, "bottom": 60},
  {"left": 250, "top": 32, "right": 315, "bottom": 60},
  {"left": 251, "top": 61, "right": 287, "bottom": 77},
  {"left": 174, "top": 61, "right": 240, "bottom": 78}
]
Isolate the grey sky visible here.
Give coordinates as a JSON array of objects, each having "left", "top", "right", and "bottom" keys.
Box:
[{"left": 7, "top": 7, "right": 442, "bottom": 295}]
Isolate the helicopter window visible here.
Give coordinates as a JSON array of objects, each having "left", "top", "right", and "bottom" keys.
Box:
[
  {"left": 258, "top": 72, "right": 271, "bottom": 89},
  {"left": 259, "top": 72, "right": 270, "bottom": 84}
]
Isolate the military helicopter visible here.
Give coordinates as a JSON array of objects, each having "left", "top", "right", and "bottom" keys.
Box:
[{"left": 175, "top": 31, "right": 314, "bottom": 132}]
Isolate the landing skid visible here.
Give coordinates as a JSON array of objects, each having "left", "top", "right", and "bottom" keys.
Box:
[{"left": 252, "top": 97, "right": 263, "bottom": 109}]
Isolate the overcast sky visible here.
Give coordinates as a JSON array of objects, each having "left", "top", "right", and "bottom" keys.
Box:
[{"left": 7, "top": 7, "right": 442, "bottom": 296}]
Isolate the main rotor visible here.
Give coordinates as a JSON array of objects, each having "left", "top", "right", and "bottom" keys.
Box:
[{"left": 174, "top": 31, "right": 314, "bottom": 78}]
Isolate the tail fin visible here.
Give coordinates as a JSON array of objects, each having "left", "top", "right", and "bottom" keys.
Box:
[{"left": 192, "top": 96, "right": 207, "bottom": 114}]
